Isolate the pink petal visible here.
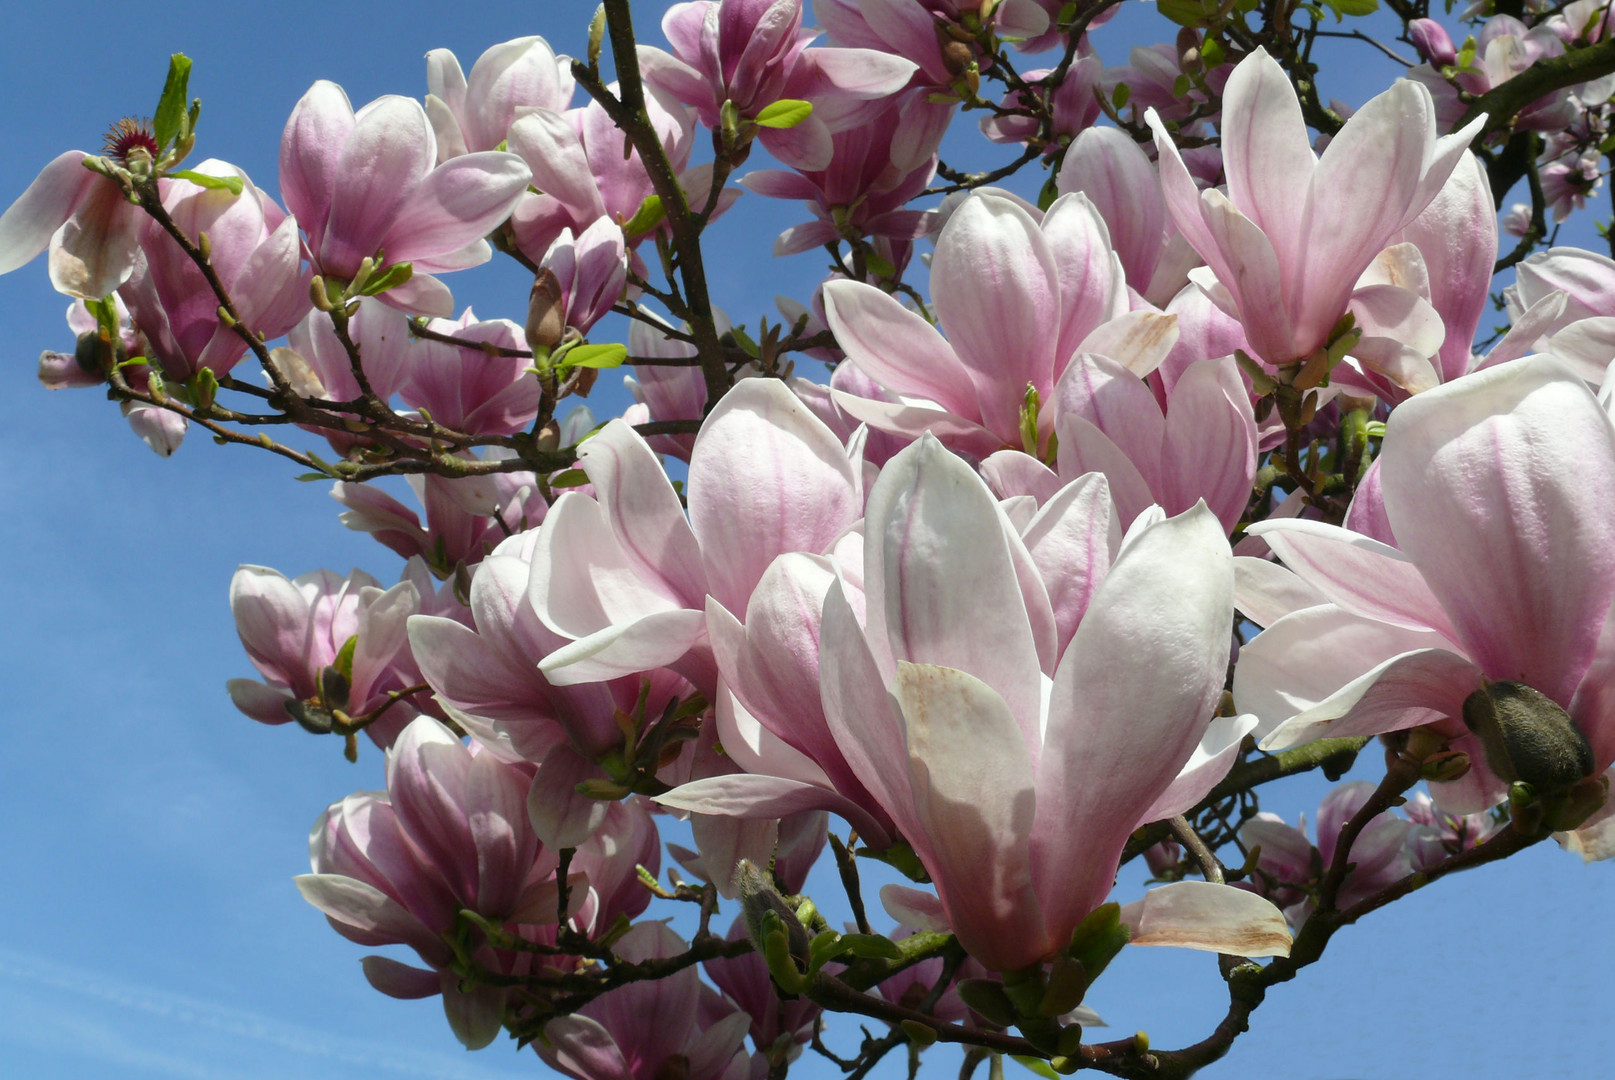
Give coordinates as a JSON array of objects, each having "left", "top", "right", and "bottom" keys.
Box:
[{"left": 1381, "top": 356, "right": 1615, "bottom": 704}]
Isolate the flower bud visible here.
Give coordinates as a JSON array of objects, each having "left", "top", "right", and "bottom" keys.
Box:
[
  {"left": 1462, "top": 680, "right": 1595, "bottom": 795},
  {"left": 525, "top": 268, "right": 566, "bottom": 355}
]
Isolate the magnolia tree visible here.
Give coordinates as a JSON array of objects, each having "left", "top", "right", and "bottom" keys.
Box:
[{"left": 4, "top": 0, "right": 1615, "bottom": 1075}]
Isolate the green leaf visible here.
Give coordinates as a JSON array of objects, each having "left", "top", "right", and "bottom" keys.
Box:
[
  {"left": 1157, "top": 0, "right": 1210, "bottom": 27},
  {"left": 1011, "top": 1057, "right": 1062, "bottom": 1080},
  {"left": 558, "top": 343, "right": 628, "bottom": 371},
  {"left": 1171, "top": 74, "right": 1193, "bottom": 99},
  {"left": 356, "top": 261, "right": 414, "bottom": 297},
  {"left": 294, "top": 472, "right": 332, "bottom": 482},
  {"left": 1111, "top": 82, "right": 1130, "bottom": 109},
  {"left": 1200, "top": 37, "right": 1225, "bottom": 69},
  {"left": 753, "top": 99, "right": 814, "bottom": 129},
  {"left": 153, "top": 54, "right": 194, "bottom": 150},
  {"left": 1322, "top": 0, "right": 1378, "bottom": 15},
  {"left": 549, "top": 468, "right": 591, "bottom": 488},
  {"left": 728, "top": 325, "right": 761, "bottom": 358},
  {"left": 167, "top": 170, "right": 243, "bottom": 195},
  {"left": 621, "top": 194, "right": 666, "bottom": 238}
]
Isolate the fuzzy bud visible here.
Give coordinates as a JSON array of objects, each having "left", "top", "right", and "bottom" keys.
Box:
[{"left": 1462, "top": 680, "right": 1595, "bottom": 795}]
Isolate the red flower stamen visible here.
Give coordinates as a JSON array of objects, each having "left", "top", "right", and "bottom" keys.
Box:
[{"left": 103, "top": 117, "right": 159, "bottom": 165}]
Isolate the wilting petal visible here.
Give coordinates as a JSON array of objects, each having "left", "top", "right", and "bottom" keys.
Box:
[{"left": 1119, "top": 881, "right": 1292, "bottom": 956}]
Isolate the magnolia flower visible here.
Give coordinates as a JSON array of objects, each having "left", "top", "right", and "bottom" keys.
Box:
[
  {"left": 296, "top": 717, "right": 571, "bottom": 1049},
  {"left": 664, "top": 435, "right": 1275, "bottom": 970},
  {"left": 1239, "top": 781, "right": 1414, "bottom": 926},
  {"left": 982, "top": 351, "right": 1257, "bottom": 534},
  {"left": 822, "top": 190, "right": 1177, "bottom": 457},
  {"left": 227, "top": 563, "right": 436, "bottom": 747},
  {"left": 1235, "top": 356, "right": 1615, "bottom": 812},
  {"left": 425, "top": 36, "right": 575, "bottom": 160},
  {"left": 537, "top": 923, "right": 752, "bottom": 1080},
  {"left": 279, "top": 81, "right": 532, "bottom": 315},
  {"left": 1150, "top": 48, "right": 1483, "bottom": 372},
  {"left": 639, "top": 0, "right": 917, "bottom": 170},
  {"left": 526, "top": 378, "right": 863, "bottom": 690},
  {"left": 739, "top": 88, "right": 945, "bottom": 260},
  {"left": 0, "top": 149, "right": 146, "bottom": 298},
  {"left": 120, "top": 161, "right": 309, "bottom": 380}
]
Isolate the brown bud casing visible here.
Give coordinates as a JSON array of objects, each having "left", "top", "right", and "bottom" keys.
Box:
[{"left": 525, "top": 269, "right": 566, "bottom": 354}]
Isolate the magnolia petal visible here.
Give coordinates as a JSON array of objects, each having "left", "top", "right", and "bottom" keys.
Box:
[
  {"left": 894, "top": 662, "right": 1043, "bottom": 971},
  {"left": 1120, "top": 881, "right": 1292, "bottom": 957},
  {"left": 1381, "top": 355, "right": 1615, "bottom": 705},
  {"left": 1258, "top": 647, "right": 1483, "bottom": 751}
]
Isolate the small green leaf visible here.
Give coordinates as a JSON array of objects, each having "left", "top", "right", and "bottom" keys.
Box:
[
  {"left": 549, "top": 468, "right": 591, "bottom": 488},
  {"left": 621, "top": 194, "right": 666, "bottom": 238},
  {"left": 728, "top": 325, "right": 761, "bottom": 358},
  {"left": 588, "top": 3, "right": 607, "bottom": 68},
  {"left": 1011, "top": 1057, "right": 1062, "bottom": 1080},
  {"left": 356, "top": 261, "right": 414, "bottom": 297},
  {"left": 1200, "top": 38, "right": 1225, "bottom": 68},
  {"left": 295, "top": 472, "right": 332, "bottom": 482},
  {"left": 1157, "top": 0, "right": 1210, "bottom": 27},
  {"left": 333, "top": 635, "right": 358, "bottom": 683},
  {"left": 153, "top": 54, "right": 194, "bottom": 150},
  {"left": 1171, "top": 74, "right": 1193, "bottom": 99},
  {"left": 558, "top": 343, "right": 628, "bottom": 370},
  {"left": 753, "top": 99, "right": 814, "bottom": 129},
  {"left": 1111, "top": 82, "right": 1131, "bottom": 109},
  {"left": 1322, "top": 0, "right": 1378, "bottom": 16},
  {"left": 167, "top": 170, "right": 244, "bottom": 195}
]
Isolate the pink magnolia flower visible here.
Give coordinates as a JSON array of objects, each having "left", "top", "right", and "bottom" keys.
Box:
[
  {"left": 425, "top": 36, "right": 575, "bottom": 159},
  {"left": 1403, "top": 790, "right": 1501, "bottom": 870},
  {"left": 639, "top": 0, "right": 917, "bottom": 171},
  {"left": 738, "top": 88, "right": 946, "bottom": 259},
  {"left": 1408, "top": 16, "right": 1575, "bottom": 133},
  {"left": 979, "top": 55, "right": 1103, "bottom": 153},
  {"left": 1234, "top": 356, "right": 1615, "bottom": 812},
  {"left": 120, "top": 161, "right": 309, "bottom": 380},
  {"left": 506, "top": 89, "right": 730, "bottom": 266},
  {"left": 536, "top": 218, "right": 628, "bottom": 340},
  {"left": 1239, "top": 781, "right": 1414, "bottom": 926},
  {"left": 332, "top": 454, "right": 549, "bottom": 575},
  {"left": 401, "top": 308, "right": 542, "bottom": 436},
  {"left": 1055, "top": 125, "right": 1180, "bottom": 302},
  {"left": 982, "top": 351, "right": 1257, "bottom": 534},
  {"left": 1150, "top": 48, "right": 1482, "bottom": 369},
  {"left": 1388, "top": 151, "right": 1497, "bottom": 386},
  {"left": 279, "top": 81, "right": 532, "bottom": 315},
  {"left": 537, "top": 923, "right": 752, "bottom": 1080},
  {"left": 0, "top": 149, "right": 146, "bottom": 299},
  {"left": 296, "top": 716, "right": 571, "bottom": 1049},
  {"left": 227, "top": 562, "right": 440, "bottom": 748},
  {"left": 405, "top": 529, "right": 693, "bottom": 826},
  {"left": 666, "top": 435, "right": 1263, "bottom": 970},
  {"left": 822, "top": 190, "right": 1179, "bottom": 457},
  {"left": 526, "top": 378, "right": 863, "bottom": 691}
]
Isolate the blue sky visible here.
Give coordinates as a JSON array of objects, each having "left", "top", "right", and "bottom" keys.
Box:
[{"left": 0, "top": 2, "right": 1609, "bottom": 1078}]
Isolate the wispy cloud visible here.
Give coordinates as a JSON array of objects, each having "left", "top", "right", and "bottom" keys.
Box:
[{"left": 0, "top": 946, "right": 533, "bottom": 1080}]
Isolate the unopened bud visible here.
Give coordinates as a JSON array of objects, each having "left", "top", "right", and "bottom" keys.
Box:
[
  {"left": 735, "top": 860, "right": 811, "bottom": 964},
  {"left": 1463, "top": 680, "right": 1595, "bottom": 795},
  {"left": 941, "top": 39, "right": 975, "bottom": 77},
  {"left": 526, "top": 269, "right": 567, "bottom": 354}
]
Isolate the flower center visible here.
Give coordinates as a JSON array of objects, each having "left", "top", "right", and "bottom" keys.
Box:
[{"left": 103, "top": 117, "right": 159, "bottom": 166}]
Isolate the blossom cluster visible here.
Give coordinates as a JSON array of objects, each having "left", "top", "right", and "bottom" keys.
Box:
[{"left": 5, "top": 0, "right": 1615, "bottom": 1074}]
